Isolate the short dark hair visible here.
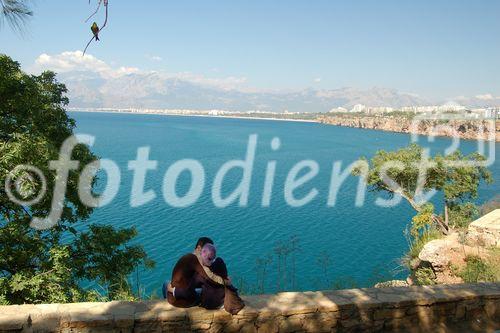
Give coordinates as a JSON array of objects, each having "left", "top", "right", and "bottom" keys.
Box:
[{"left": 195, "top": 237, "right": 213, "bottom": 249}]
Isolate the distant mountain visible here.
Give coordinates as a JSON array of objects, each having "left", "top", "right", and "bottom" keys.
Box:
[
  {"left": 454, "top": 95, "right": 500, "bottom": 109},
  {"left": 58, "top": 71, "right": 430, "bottom": 112}
]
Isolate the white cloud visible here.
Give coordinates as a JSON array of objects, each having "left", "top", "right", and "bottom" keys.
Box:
[
  {"left": 32, "top": 51, "right": 250, "bottom": 91},
  {"left": 173, "top": 72, "right": 248, "bottom": 91},
  {"left": 35, "top": 51, "right": 109, "bottom": 73},
  {"left": 115, "top": 66, "right": 140, "bottom": 76},
  {"left": 314, "top": 77, "right": 321, "bottom": 83},
  {"left": 475, "top": 93, "right": 494, "bottom": 100},
  {"left": 146, "top": 54, "right": 163, "bottom": 62},
  {"left": 33, "top": 51, "right": 139, "bottom": 79}
]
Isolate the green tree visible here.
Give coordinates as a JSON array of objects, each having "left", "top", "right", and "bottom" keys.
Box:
[
  {"left": 0, "top": 54, "right": 154, "bottom": 304},
  {"left": 354, "top": 143, "right": 492, "bottom": 235}
]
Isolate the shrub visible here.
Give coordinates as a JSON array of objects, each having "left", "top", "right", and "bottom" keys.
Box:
[
  {"left": 458, "top": 256, "right": 496, "bottom": 283},
  {"left": 448, "top": 203, "right": 479, "bottom": 228},
  {"left": 402, "top": 228, "right": 442, "bottom": 268},
  {"left": 414, "top": 267, "right": 436, "bottom": 285}
]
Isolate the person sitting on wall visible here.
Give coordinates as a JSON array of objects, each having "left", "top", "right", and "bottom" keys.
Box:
[{"left": 163, "top": 237, "right": 244, "bottom": 314}]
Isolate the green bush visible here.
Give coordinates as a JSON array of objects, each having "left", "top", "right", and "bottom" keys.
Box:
[
  {"left": 402, "top": 228, "right": 442, "bottom": 268},
  {"left": 448, "top": 203, "right": 479, "bottom": 229},
  {"left": 458, "top": 256, "right": 496, "bottom": 283},
  {"left": 414, "top": 267, "right": 436, "bottom": 286}
]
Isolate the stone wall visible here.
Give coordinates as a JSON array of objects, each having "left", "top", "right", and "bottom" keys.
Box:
[{"left": 0, "top": 283, "right": 499, "bottom": 333}]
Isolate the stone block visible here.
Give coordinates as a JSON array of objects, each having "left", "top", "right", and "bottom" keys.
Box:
[
  {"left": 256, "top": 319, "right": 279, "bottom": 333},
  {"left": 383, "top": 317, "right": 415, "bottom": 331},
  {"left": 455, "top": 304, "right": 466, "bottom": 320},
  {"left": 484, "top": 299, "right": 500, "bottom": 320},
  {"left": 0, "top": 312, "right": 28, "bottom": 331},
  {"left": 278, "top": 314, "right": 304, "bottom": 333},
  {"left": 373, "top": 308, "right": 405, "bottom": 320}
]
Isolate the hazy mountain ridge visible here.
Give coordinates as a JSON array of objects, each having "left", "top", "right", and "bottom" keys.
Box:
[{"left": 57, "top": 71, "right": 495, "bottom": 112}]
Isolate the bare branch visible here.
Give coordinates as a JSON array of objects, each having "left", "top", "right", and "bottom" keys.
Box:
[
  {"left": 83, "top": 0, "right": 109, "bottom": 56},
  {"left": 85, "top": 0, "right": 102, "bottom": 23}
]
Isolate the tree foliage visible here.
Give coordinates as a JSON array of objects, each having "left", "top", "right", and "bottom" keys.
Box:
[
  {"left": 354, "top": 143, "right": 492, "bottom": 235},
  {"left": 0, "top": 54, "right": 154, "bottom": 304},
  {"left": 0, "top": 0, "right": 32, "bottom": 32}
]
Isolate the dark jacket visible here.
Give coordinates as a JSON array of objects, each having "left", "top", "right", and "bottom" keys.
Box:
[
  {"left": 200, "top": 258, "right": 227, "bottom": 309},
  {"left": 168, "top": 254, "right": 244, "bottom": 314},
  {"left": 167, "top": 253, "right": 220, "bottom": 308}
]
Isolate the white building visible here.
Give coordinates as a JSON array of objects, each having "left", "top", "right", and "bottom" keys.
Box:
[
  {"left": 366, "top": 106, "right": 394, "bottom": 114},
  {"left": 329, "top": 107, "right": 348, "bottom": 113},
  {"left": 350, "top": 104, "right": 366, "bottom": 113},
  {"left": 437, "top": 101, "right": 466, "bottom": 112}
]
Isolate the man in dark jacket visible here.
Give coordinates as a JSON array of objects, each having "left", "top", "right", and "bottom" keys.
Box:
[{"left": 164, "top": 238, "right": 230, "bottom": 309}]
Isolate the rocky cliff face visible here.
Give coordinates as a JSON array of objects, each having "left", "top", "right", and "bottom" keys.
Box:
[
  {"left": 413, "top": 210, "right": 500, "bottom": 285},
  {"left": 317, "top": 115, "right": 500, "bottom": 141}
]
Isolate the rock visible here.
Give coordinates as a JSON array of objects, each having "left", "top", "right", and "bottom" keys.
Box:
[
  {"left": 317, "top": 115, "right": 500, "bottom": 141},
  {"left": 409, "top": 257, "right": 421, "bottom": 270},
  {"left": 467, "top": 209, "right": 500, "bottom": 247},
  {"left": 414, "top": 209, "right": 500, "bottom": 285},
  {"left": 406, "top": 277, "right": 415, "bottom": 286},
  {"left": 374, "top": 280, "right": 409, "bottom": 288},
  {"left": 418, "top": 239, "right": 450, "bottom": 271},
  {"left": 416, "top": 233, "right": 465, "bottom": 284}
]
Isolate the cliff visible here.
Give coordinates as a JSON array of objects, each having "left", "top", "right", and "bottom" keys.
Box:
[{"left": 317, "top": 115, "right": 500, "bottom": 141}]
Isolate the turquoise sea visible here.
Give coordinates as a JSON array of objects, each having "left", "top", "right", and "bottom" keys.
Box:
[{"left": 71, "top": 111, "right": 499, "bottom": 295}]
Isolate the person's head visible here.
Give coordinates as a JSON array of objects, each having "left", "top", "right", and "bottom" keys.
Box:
[
  {"left": 195, "top": 237, "right": 214, "bottom": 253},
  {"left": 200, "top": 243, "right": 217, "bottom": 267}
]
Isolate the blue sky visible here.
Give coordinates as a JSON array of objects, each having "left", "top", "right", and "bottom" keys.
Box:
[{"left": 1, "top": 0, "right": 499, "bottom": 100}]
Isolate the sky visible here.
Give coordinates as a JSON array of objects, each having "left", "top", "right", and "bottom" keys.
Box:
[{"left": 1, "top": 0, "right": 499, "bottom": 100}]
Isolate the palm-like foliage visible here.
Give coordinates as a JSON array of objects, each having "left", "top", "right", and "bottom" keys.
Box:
[{"left": 0, "top": 0, "right": 32, "bottom": 31}]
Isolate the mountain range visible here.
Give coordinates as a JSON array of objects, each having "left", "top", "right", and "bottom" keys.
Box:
[
  {"left": 57, "top": 71, "right": 499, "bottom": 112},
  {"left": 58, "top": 71, "right": 427, "bottom": 112}
]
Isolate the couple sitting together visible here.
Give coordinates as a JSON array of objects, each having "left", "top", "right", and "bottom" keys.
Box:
[{"left": 162, "top": 237, "right": 244, "bottom": 315}]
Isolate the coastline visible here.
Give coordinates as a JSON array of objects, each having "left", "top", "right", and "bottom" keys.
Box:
[
  {"left": 68, "top": 109, "right": 318, "bottom": 124},
  {"left": 68, "top": 109, "right": 499, "bottom": 141},
  {"left": 318, "top": 115, "right": 500, "bottom": 142}
]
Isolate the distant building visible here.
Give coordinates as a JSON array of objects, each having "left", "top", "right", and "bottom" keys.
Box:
[
  {"left": 350, "top": 104, "right": 366, "bottom": 113},
  {"left": 366, "top": 106, "right": 394, "bottom": 114},
  {"left": 401, "top": 102, "right": 466, "bottom": 114},
  {"left": 486, "top": 108, "right": 499, "bottom": 119},
  {"left": 329, "top": 107, "right": 348, "bottom": 113},
  {"left": 437, "top": 101, "right": 466, "bottom": 112}
]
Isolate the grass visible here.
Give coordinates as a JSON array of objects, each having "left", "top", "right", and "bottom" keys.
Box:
[
  {"left": 485, "top": 247, "right": 500, "bottom": 281},
  {"left": 414, "top": 267, "right": 436, "bottom": 286},
  {"left": 457, "top": 255, "right": 497, "bottom": 283},
  {"left": 402, "top": 228, "right": 443, "bottom": 269}
]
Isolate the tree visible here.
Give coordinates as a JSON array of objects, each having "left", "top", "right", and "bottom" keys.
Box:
[
  {"left": 0, "top": 54, "right": 154, "bottom": 304},
  {"left": 354, "top": 143, "right": 492, "bottom": 236},
  {"left": 0, "top": 0, "right": 32, "bottom": 32}
]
